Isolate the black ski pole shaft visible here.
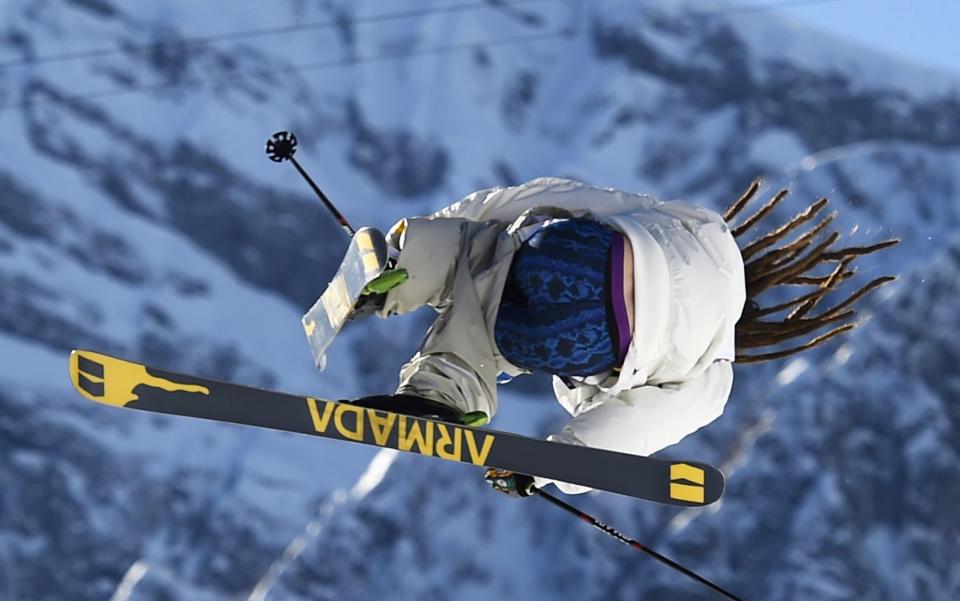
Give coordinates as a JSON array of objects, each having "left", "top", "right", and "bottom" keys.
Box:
[
  {"left": 265, "top": 131, "right": 355, "bottom": 237},
  {"left": 288, "top": 156, "right": 354, "bottom": 236},
  {"left": 533, "top": 488, "right": 744, "bottom": 601}
]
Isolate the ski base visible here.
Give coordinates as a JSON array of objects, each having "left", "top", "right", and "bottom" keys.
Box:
[{"left": 69, "top": 350, "right": 724, "bottom": 506}]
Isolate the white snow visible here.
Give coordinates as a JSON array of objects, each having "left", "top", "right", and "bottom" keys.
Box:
[
  {"left": 775, "top": 357, "right": 810, "bottom": 386},
  {"left": 108, "top": 560, "right": 149, "bottom": 601},
  {"left": 3, "top": 0, "right": 960, "bottom": 599},
  {"left": 350, "top": 448, "right": 398, "bottom": 499}
]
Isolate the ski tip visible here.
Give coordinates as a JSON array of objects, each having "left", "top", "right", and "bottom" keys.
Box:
[{"left": 68, "top": 349, "right": 211, "bottom": 408}]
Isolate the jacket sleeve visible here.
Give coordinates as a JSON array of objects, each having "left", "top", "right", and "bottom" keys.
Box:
[
  {"left": 534, "top": 360, "right": 734, "bottom": 495},
  {"left": 376, "top": 217, "right": 513, "bottom": 417}
]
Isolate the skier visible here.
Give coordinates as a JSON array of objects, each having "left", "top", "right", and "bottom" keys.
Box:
[{"left": 351, "top": 177, "right": 896, "bottom": 496}]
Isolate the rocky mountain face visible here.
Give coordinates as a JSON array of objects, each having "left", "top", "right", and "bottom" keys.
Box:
[{"left": 1, "top": 0, "right": 958, "bottom": 599}]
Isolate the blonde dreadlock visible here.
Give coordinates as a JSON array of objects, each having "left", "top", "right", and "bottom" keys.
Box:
[{"left": 725, "top": 180, "right": 899, "bottom": 364}]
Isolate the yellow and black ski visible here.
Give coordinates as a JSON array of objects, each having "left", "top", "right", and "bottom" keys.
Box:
[{"left": 68, "top": 349, "right": 725, "bottom": 506}]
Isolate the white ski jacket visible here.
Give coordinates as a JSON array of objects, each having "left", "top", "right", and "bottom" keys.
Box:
[{"left": 387, "top": 178, "right": 746, "bottom": 494}]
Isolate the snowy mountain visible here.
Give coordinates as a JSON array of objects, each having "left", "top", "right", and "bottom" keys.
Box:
[{"left": 1, "top": 0, "right": 958, "bottom": 599}]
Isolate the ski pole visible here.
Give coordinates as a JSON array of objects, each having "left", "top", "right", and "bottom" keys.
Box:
[
  {"left": 265, "top": 130, "right": 355, "bottom": 237},
  {"left": 533, "top": 488, "right": 744, "bottom": 601}
]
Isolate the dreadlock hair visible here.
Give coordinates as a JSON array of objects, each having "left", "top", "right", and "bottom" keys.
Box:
[{"left": 725, "top": 179, "right": 899, "bottom": 364}]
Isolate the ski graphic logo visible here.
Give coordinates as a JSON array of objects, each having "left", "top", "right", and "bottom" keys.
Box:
[
  {"left": 321, "top": 273, "right": 352, "bottom": 324},
  {"left": 74, "top": 353, "right": 106, "bottom": 399},
  {"left": 356, "top": 230, "right": 383, "bottom": 275},
  {"left": 305, "top": 398, "right": 496, "bottom": 465},
  {"left": 69, "top": 350, "right": 210, "bottom": 408},
  {"left": 668, "top": 463, "right": 705, "bottom": 503}
]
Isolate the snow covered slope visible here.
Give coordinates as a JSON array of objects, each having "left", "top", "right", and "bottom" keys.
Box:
[{"left": 0, "top": 0, "right": 958, "bottom": 599}]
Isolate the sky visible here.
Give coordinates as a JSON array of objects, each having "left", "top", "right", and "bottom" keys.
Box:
[{"left": 765, "top": 0, "right": 960, "bottom": 75}]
